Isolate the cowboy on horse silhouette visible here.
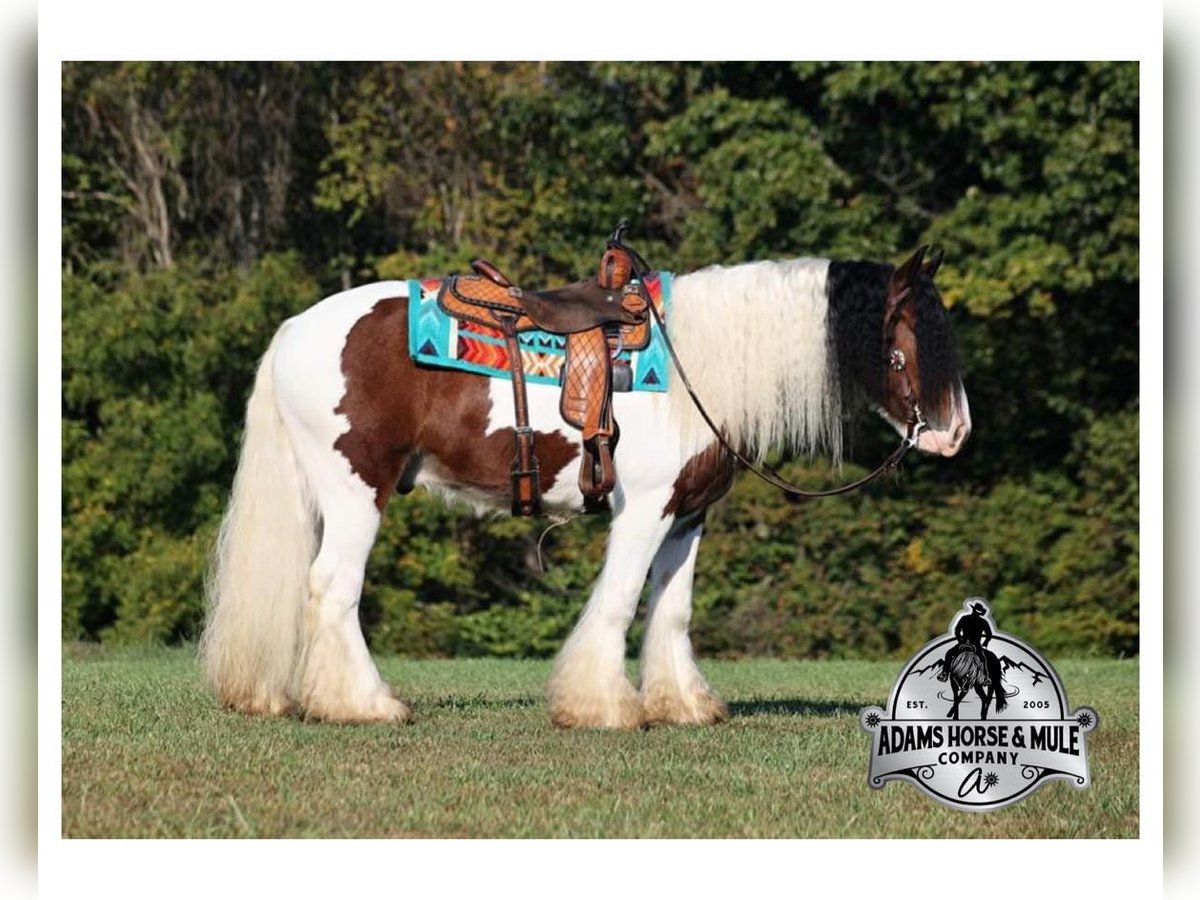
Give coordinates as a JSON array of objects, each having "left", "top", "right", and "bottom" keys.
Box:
[{"left": 938, "top": 602, "right": 993, "bottom": 686}]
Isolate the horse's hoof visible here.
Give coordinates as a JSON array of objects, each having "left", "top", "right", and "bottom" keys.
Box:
[
  {"left": 641, "top": 685, "right": 729, "bottom": 726},
  {"left": 301, "top": 685, "right": 412, "bottom": 725},
  {"left": 546, "top": 646, "right": 645, "bottom": 730},
  {"left": 218, "top": 687, "right": 295, "bottom": 718},
  {"left": 549, "top": 701, "right": 645, "bottom": 730},
  {"left": 548, "top": 682, "right": 645, "bottom": 730}
]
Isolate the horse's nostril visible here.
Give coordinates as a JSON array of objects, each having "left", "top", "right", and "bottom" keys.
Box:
[{"left": 937, "top": 422, "right": 969, "bottom": 457}]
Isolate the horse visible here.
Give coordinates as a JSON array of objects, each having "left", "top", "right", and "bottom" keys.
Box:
[
  {"left": 199, "top": 243, "right": 971, "bottom": 729},
  {"left": 943, "top": 644, "right": 1007, "bottom": 721}
]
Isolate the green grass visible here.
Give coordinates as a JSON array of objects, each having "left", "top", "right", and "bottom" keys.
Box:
[{"left": 61, "top": 645, "right": 1139, "bottom": 838}]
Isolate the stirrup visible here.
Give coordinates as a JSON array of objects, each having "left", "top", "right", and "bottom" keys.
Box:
[{"left": 579, "top": 436, "right": 616, "bottom": 501}]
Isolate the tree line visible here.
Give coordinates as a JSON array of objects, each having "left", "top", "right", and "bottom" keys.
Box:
[{"left": 62, "top": 61, "right": 1139, "bottom": 658}]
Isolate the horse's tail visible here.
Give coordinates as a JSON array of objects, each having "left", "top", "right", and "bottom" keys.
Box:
[{"left": 199, "top": 327, "right": 317, "bottom": 715}]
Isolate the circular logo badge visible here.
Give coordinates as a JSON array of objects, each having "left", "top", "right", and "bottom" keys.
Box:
[{"left": 860, "top": 598, "right": 1098, "bottom": 811}]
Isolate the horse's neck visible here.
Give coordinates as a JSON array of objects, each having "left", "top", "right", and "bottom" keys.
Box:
[{"left": 666, "top": 258, "right": 843, "bottom": 462}]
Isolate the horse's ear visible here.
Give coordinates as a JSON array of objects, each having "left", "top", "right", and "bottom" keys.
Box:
[
  {"left": 885, "top": 246, "right": 925, "bottom": 328},
  {"left": 923, "top": 247, "right": 945, "bottom": 278},
  {"left": 889, "top": 246, "right": 926, "bottom": 294},
  {"left": 897, "top": 245, "right": 927, "bottom": 282}
]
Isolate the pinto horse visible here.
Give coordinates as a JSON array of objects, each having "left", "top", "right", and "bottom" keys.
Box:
[{"left": 200, "top": 245, "right": 971, "bottom": 728}]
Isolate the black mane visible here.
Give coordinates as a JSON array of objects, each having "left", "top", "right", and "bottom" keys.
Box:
[{"left": 825, "top": 260, "right": 961, "bottom": 422}]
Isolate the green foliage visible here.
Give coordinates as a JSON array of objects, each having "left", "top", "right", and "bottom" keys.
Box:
[
  {"left": 62, "top": 254, "right": 319, "bottom": 642},
  {"left": 645, "top": 88, "right": 852, "bottom": 263},
  {"left": 60, "top": 62, "right": 1139, "bottom": 658},
  {"left": 687, "top": 458, "right": 1138, "bottom": 661},
  {"left": 1042, "top": 409, "right": 1140, "bottom": 654}
]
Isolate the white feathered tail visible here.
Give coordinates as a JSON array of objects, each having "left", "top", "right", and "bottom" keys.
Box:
[{"left": 200, "top": 328, "right": 317, "bottom": 714}]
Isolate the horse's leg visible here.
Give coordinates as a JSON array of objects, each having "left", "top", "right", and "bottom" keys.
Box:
[
  {"left": 639, "top": 517, "right": 728, "bottom": 725},
  {"left": 293, "top": 482, "right": 410, "bottom": 724},
  {"left": 547, "top": 489, "right": 675, "bottom": 729},
  {"left": 281, "top": 412, "right": 410, "bottom": 724},
  {"left": 988, "top": 655, "right": 1007, "bottom": 713},
  {"left": 976, "top": 684, "right": 991, "bottom": 720},
  {"left": 947, "top": 686, "right": 962, "bottom": 720},
  {"left": 257, "top": 286, "right": 417, "bottom": 724}
]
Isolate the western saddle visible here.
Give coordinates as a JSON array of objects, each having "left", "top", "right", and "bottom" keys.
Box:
[{"left": 436, "top": 223, "right": 653, "bottom": 516}]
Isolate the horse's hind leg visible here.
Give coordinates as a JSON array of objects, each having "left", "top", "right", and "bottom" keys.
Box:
[
  {"left": 988, "top": 656, "right": 1007, "bottom": 712},
  {"left": 286, "top": 433, "right": 410, "bottom": 724},
  {"left": 976, "top": 685, "right": 991, "bottom": 720},
  {"left": 639, "top": 518, "right": 728, "bottom": 725},
  {"left": 547, "top": 489, "right": 675, "bottom": 729}
]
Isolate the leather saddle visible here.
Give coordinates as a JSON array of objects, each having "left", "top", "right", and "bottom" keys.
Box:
[
  {"left": 435, "top": 224, "right": 652, "bottom": 516},
  {"left": 444, "top": 259, "right": 644, "bottom": 334}
]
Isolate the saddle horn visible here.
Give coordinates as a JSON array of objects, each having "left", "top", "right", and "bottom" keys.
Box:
[{"left": 607, "top": 219, "right": 651, "bottom": 277}]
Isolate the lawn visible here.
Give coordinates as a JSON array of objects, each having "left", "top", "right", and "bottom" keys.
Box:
[{"left": 60, "top": 645, "right": 1139, "bottom": 838}]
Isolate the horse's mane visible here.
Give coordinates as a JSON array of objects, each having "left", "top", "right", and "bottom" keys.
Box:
[
  {"left": 667, "top": 258, "right": 843, "bottom": 463},
  {"left": 666, "top": 256, "right": 962, "bottom": 461},
  {"left": 825, "top": 260, "right": 961, "bottom": 424}
]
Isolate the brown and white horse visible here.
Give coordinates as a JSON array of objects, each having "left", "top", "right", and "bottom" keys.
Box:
[{"left": 200, "top": 246, "right": 970, "bottom": 728}]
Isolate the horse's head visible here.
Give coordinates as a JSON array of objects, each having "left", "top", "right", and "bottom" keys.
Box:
[{"left": 873, "top": 246, "right": 971, "bottom": 457}]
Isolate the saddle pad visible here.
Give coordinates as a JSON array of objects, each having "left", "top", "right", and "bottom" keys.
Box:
[{"left": 407, "top": 272, "right": 672, "bottom": 392}]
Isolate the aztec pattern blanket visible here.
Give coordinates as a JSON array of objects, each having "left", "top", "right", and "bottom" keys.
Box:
[{"left": 407, "top": 272, "right": 672, "bottom": 392}]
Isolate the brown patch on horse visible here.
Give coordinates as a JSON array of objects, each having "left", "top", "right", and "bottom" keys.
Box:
[
  {"left": 663, "top": 442, "right": 737, "bottom": 520},
  {"left": 334, "top": 296, "right": 579, "bottom": 510}
]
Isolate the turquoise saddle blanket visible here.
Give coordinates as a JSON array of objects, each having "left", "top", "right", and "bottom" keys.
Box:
[{"left": 406, "top": 271, "right": 672, "bottom": 392}]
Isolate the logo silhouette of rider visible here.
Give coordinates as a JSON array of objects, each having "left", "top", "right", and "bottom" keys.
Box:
[{"left": 938, "top": 602, "right": 993, "bottom": 685}]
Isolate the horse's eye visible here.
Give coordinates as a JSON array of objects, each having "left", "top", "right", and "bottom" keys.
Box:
[{"left": 889, "top": 348, "right": 907, "bottom": 372}]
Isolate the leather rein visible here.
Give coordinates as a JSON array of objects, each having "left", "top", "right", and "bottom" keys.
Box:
[{"left": 612, "top": 229, "right": 928, "bottom": 500}]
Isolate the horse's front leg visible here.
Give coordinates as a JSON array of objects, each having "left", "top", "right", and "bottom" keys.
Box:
[
  {"left": 947, "top": 688, "right": 962, "bottom": 720},
  {"left": 547, "top": 488, "right": 675, "bottom": 729},
  {"left": 639, "top": 517, "right": 728, "bottom": 726}
]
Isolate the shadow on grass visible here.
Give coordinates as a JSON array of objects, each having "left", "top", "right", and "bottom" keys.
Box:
[
  {"left": 424, "top": 695, "right": 862, "bottom": 717},
  {"left": 728, "top": 698, "right": 860, "bottom": 718},
  {"left": 430, "top": 694, "right": 541, "bottom": 710}
]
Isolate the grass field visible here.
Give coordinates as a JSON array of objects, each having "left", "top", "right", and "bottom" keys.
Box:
[{"left": 61, "top": 645, "right": 1139, "bottom": 838}]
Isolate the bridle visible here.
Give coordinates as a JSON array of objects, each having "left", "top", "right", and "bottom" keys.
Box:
[
  {"left": 887, "top": 347, "right": 927, "bottom": 440},
  {"left": 610, "top": 222, "right": 928, "bottom": 500}
]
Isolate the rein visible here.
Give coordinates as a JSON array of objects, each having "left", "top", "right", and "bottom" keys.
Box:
[{"left": 610, "top": 224, "right": 928, "bottom": 500}]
